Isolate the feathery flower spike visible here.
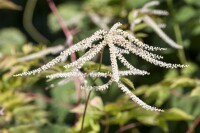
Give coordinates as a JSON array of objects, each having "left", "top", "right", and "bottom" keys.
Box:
[
  {"left": 130, "top": 1, "right": 182, "bottom": 49},
  {"left": 15, "top": 22, "right": 188, "bottom": 112}
]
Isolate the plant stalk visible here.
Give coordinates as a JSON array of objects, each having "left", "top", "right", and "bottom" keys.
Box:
[
  {"left": 80, "top": 90, "right": 92, "bottom": 133},
  {"left": 167, "top": 0, "right": 187, "bottom": 64},
  {"left": 80, "top": 49, "right": 104, "bottom": 133}
]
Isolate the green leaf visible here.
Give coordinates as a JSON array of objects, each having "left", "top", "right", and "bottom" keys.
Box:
[
  {"left": 70, "top": 104, "right": 84, "bottom": 114},
  {"left": 50, "top": 81, "right": 76, "bottom": 123},
  {"left": 0, "top": 56, "right": 17, "bottom": 70},
  {"left": 157, "top": 120, "right": 168, "bottom": 133},
  {"left": 155, "top": 87, "right": 170, "bottom": 107},
  {"left": 139, "top": 84, "right": 170, "bottom": 106},
  {"left": 170, "top": 77, "right": 197, "bottom": 89},
  {"left": 135, "top": 32, "right": 148, "bottom": 38},
  {"left": 83, "top": 62, "right": 112, "bottom": 72},
  {"left": 89, "top": 119, "right": 100, "bottom": 132},
  {"left": 0, "top": 0, "right": 21, "bottom": 10},
  {"left": 90, "top": 96, "right": 104, "bottom": 111},
  {"left": 176, "top": 6, "right": 196, "bottom": 23},
  {"left": 159, "top": 108, "right": 193, "bottom": 121},
  {"left": 48, "top": 3, "right": 85, "bottom": 32},
  {"left": 164, "top": 69, "right": 178, "bottom": 80},
  {"left": 190, "top": 87, "right": 200, "bottom": 97},
  {"left": 120, "top": 77, "right": 135, "bottom": 90},
  {"left": 125, "top": 0, "right": 149, "bottom": 9},
  {"left": 104, "top": 103, "right": 123, "bottom": 113},
  {"left": 0, "top": 28, "right": 26, "bottom": 53},
  {"left": 134, "top": 85, "right": 148, "bottom": 95},
  {"left": 107, "top": 111, "right": 133, "bottom": 125},
  {"left": 185, "top": 0, "right": 200, "bottom": 6},
  {"left": 181, "top": 62, "right": 198, "bottom": 76},
  {"left": 133, "top": 24, "right": 147, "bottom": 32}
]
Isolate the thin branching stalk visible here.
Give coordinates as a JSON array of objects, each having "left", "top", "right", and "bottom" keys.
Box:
[
  {"left": 80, "top": 90, "right": 92, "bottom": 133},
  {"left": 23, "top": 0, "right": 50, "bottom": 43},
  {"left": 104, "top": 114, "right": 110, "bottom": 133},
  {"left": 80, "top": 49, "right": 104, "bottom": 133}
]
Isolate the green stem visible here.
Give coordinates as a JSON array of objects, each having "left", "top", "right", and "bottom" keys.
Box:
[
  {"left": 23, "top": 0, "right": 50, "bottom": 43},
  {"left": 104, "top": 114, "right": 110, "bottom": 133},
  {"left": 80, "top": 49, "right": 104, "bottom": 133},
  {"left": 174, "top": 23, "right": 187, "bottom": 64},
  {"left": 80, "top": 90, "right": 92, "bottom": 133},
  {"left": 167, "top": 0, "right": 187, "bottom": 64}
]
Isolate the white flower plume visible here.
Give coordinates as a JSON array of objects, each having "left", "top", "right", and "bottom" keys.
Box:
[
  {"left": 14, "top": 22, "right": 188, "bottom": 112},
  {"left": 130, "top": 1, "right": 182, "bottom": 49}
]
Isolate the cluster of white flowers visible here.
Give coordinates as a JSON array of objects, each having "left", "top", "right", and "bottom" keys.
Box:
[
  {"left": 141, "top": 0, "right": 169, "bottom": 16},
  {"left": 118, "top": 82, "right": 163, "bottom": 112},
  {"left": 130, "top": 1, "right": 182, "bottom": 49},
  {"left": 14, "top": 22, "right": 187, "bottom": 112},
  {"left": 14, "top": 30, "right": 107, "bottom": 76}
]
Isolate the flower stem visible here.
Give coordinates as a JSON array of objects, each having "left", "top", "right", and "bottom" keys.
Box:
[
  {"left": 173, "top": 23, "right": 187, "bottom": 64},
  {"left": 80, "top": 49, "right": 104, "bottom": 133},
  {"left": 80, "top": 90, "right": 92, "bottom": 133}
]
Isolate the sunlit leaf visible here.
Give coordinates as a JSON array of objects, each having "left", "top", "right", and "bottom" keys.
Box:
[
  {"left": 120, "top": 77, "right": 135, "bottom": 90},
  {"left": 170, "top": 77, "right": 197, "bottom": 89},
  {"left": 181, "top": 62, "right": 198, "bottom": 76},
  {"left": 159, "top": 108, "right": 193, "bottom": 121},
  {"left": 190, "top": 87, "right": 200, "bottom": 97},
  {"left": 90, "top": 96, "right": 104, "bottom": 111}
]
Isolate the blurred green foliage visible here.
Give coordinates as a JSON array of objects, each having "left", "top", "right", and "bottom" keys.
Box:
[{"left": 0, "top": 0, "right": 200, "bottom": 133}]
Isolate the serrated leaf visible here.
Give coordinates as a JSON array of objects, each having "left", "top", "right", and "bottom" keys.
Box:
[
  {"left": 120, "top": 77, "right": 135, "bottom": 90},
  {"left": 170, "top": 77, "right": 197, "bottom": 89},
  {"left": 159, "top": 108, "right": 193, "bottom": 121}
]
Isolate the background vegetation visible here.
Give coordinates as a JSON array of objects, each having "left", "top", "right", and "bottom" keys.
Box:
[{"left": 0, "top": 0, "right": 200, "bottom": 133}]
